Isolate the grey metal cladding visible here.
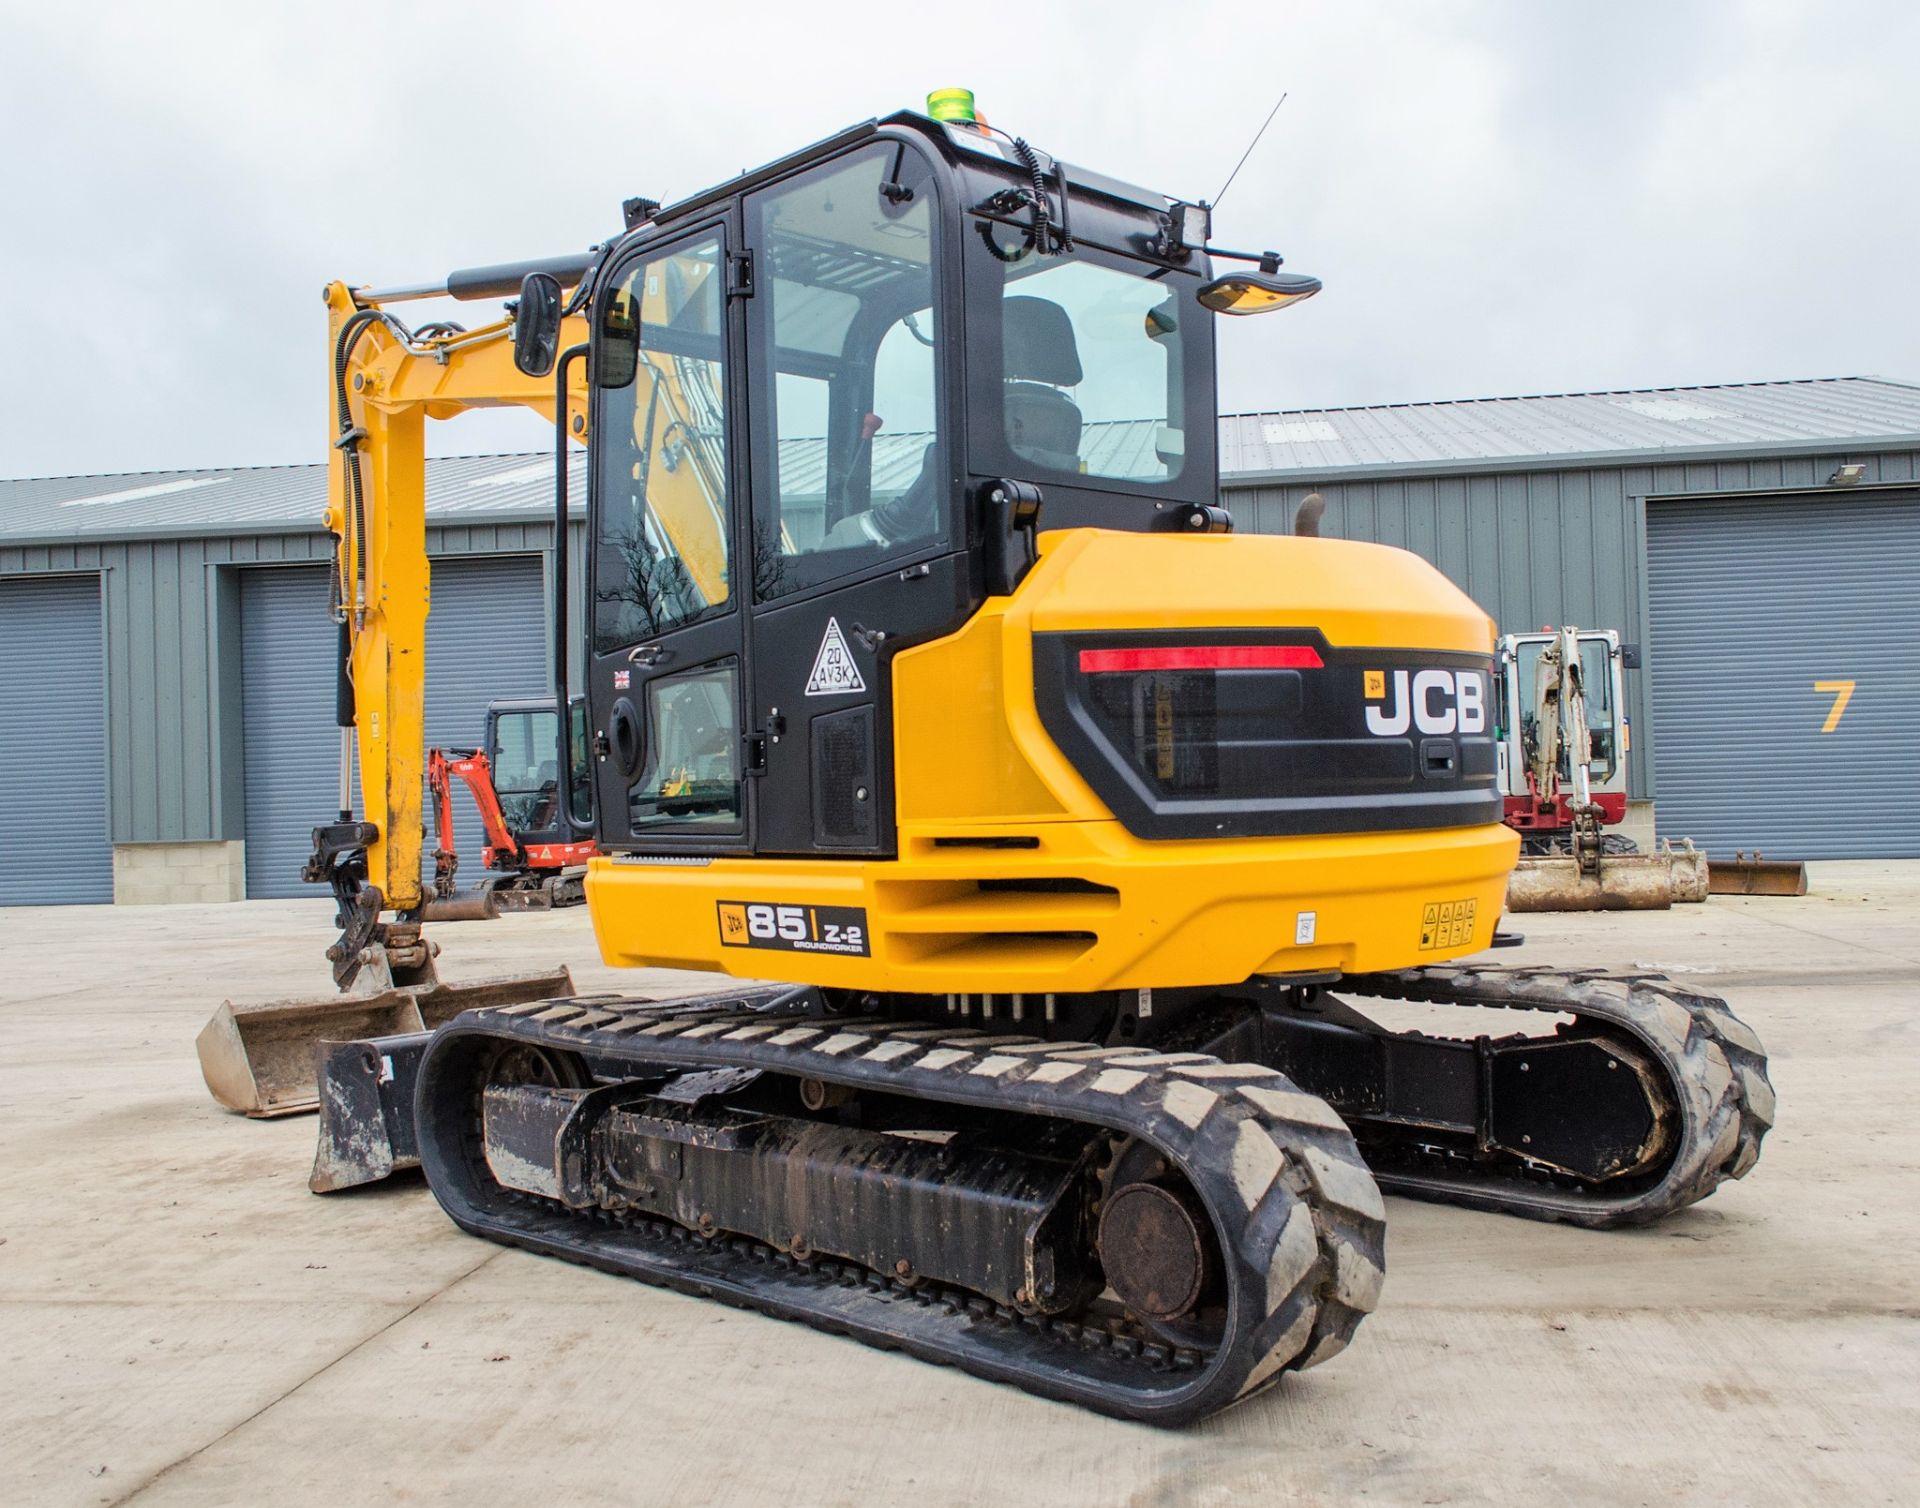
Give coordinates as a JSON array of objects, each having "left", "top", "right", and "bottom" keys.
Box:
[
  {"left": 0, "top": 574, "right": 111, "bottom": 902},
  {"left": 1646, "top": 490, "right": 1919, "bottom": 859}
]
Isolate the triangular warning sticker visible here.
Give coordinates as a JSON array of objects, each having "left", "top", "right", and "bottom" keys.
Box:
[{"left": 805, "top": 617, "right": 866, "bottom": 696}]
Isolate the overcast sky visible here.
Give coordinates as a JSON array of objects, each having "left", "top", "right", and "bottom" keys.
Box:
[{"left": 3, "top": 0, "right": 1915, "bottom": 478}]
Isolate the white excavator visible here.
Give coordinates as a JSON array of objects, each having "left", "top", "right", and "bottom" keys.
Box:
[{"left": 1496, "top": 626, "right": 1709, "bottom": 910}]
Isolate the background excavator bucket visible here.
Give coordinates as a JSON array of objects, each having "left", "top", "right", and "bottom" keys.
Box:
[
  {"left": 196, "top": 967, "right": 574, "bottom": 1117},
  {"left": 1505, "top": 841, "right": 1710, "bottom": 912},
  {"left": 1708, "top": 852, "right": 1810, "bottom": 896}
]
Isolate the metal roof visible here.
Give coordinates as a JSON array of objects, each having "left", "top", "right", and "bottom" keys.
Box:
[
  {"left": 0, "top": 451, "right": 593, "bottom": 544},
  {"left": 1220, "top": 377, "right": 1920, "bottom": 479},
  {"left": 6, "top": 378, "right": 1918, "bottom": 543}
]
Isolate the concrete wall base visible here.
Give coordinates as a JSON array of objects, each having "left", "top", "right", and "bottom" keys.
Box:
[
  {"left": 112, "top": 841, "right": 246, "bottom": 904},
  {"left": 1620, "top": 800, "right": 1658, "bottom": 853}
]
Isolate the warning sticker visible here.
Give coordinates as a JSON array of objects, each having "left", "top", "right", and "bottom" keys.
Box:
[
  {"left": 1419, "top": 898, "right": 1478, "bottom": 951},
  {"left": 804, "top": 617, "right": 866, "bottom": 696},
  {"left": 718, "top": 901, "right": 871, "bottom": 956}
]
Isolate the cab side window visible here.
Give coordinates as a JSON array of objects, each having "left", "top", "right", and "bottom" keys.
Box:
[
  {"left": 750, "top": 145, "right": 944, "bottom": 600},
  {"left": 592, "top": 235, "right": 732, "bottom": 651}
]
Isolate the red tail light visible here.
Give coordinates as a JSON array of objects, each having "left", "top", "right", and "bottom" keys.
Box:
[{"left": 1077, "top": 645, "right": 1324, "bottom": 674}]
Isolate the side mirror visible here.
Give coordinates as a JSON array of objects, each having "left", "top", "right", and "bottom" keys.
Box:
[
  {"left": 592, "top": 283, "right": 640, "bottom": 391},
  {"left": 512, "top": 272, "right": 564, "bottom": 377}
]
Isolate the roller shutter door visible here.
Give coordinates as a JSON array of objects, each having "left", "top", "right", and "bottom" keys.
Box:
[
  {"left": 0, "top": 575, "right": 111, "bottom": 904},
  {"left": 240, "top": 557, "right": 550, "bottom": 898},
  {"left": 1647, "top": 490, "right": 1920, "bottom": 858}
]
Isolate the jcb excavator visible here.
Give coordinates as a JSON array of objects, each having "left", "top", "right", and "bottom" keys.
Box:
[{"left": 199, "top": 95, "right": 1772, "bottom": 1425}]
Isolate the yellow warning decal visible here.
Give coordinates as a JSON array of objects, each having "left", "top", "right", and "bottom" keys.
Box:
[
  {"left": 1419, "top": 897, "right": 1478, "bottom": 951},
  {"left": 1364, "top": 669, "right": 1386, "bottom": 699}
]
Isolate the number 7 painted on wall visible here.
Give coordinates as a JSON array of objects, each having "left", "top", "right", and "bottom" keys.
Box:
[{"left": 1813, "top": 680, "right": 1856, "bottom": 733}]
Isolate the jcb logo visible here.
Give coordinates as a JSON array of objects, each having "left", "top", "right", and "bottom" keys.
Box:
[{"left": 1365, "top": 669, "right": 1487, "bottom": 736}]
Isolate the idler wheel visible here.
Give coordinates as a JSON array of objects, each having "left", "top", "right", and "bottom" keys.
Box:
[
  {"left": 484, "top": 1039, "right": 589, "bottom": 1092},
  {"left": 1098, "top": 1180, "right": 1215, "bottom": 1324}
]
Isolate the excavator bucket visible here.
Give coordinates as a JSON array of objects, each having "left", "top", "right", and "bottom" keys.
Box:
[
  {"left": 1505, "top": 840, "right": 1710, "bottom": 912},
  {"left": 196, "top": 967, "right": 574, "bottom": 1118},
  {"left": 1708, "top": 852, "right": 1810, "bottom": 897}
]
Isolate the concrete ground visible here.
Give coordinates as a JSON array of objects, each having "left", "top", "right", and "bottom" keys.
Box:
[{"left": 3, "top": 866, "right": 1916, "bottom": 1507}]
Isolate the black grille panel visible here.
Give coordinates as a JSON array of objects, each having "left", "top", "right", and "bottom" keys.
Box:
[{"left": 811, "top": 706, "right": 877, "bottom": 847}]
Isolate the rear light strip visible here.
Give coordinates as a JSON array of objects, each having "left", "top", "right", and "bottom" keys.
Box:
[{"left": 1077, "top": 645, "right": 1324, "bottom": 673}]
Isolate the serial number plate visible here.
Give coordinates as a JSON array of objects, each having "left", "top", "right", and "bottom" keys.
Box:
[
  {"left": 1419, "top": 898, "right": 1478, "bottom": 950},
  {"left": 717, "top": 901, "right": 871, "bottom": 957}
]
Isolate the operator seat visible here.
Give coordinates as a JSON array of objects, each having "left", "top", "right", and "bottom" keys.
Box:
[{"left": 1003, "top": 296, "right": 1084, "bottom": 473}]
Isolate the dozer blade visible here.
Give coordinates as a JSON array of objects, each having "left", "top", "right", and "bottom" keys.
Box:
[
  {"left": 1504, "top": 841, "right": 1709, "bottom": 912},
  {"left": 1708, "top": 853, "right": 1809, "bottom": 897},
  {"left": 196, "top": 967, "right": 574, "bottom": 1117},
  {"left": 310, "top": 1033, "right": 431, "bottom": 1191}
]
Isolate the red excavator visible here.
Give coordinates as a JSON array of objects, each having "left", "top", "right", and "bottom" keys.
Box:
[{"left": 428, "top": 696, "right": 595, "bottom": 911}]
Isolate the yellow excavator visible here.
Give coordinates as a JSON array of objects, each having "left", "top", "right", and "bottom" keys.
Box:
[{"left": 198, "top": 95, "right": 1772, "bottom": 1425}]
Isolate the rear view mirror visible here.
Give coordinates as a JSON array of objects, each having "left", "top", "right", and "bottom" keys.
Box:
[{"left": 512, "top": 272, "right": 564, "bottom": 377}]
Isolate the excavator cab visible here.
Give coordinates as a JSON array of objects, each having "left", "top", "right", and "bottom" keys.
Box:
[
  {"left": 580, "top": 126, "right": 1233, "bottom": 865},
  {"left": 484, "top": 695, "right": 590, "bottom": 839}
]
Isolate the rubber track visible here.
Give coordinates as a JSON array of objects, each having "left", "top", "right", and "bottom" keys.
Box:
[
  {"left": 412, "top": 989, "right": 1388, "bottom": 1426},
  {"left": 1338, "top": 964, "right": 1774, "bottom": 1227}
]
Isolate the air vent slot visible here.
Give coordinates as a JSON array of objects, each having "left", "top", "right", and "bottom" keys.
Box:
[{"left": 977, "top": 877, "right": 1118, "bottom": 897}]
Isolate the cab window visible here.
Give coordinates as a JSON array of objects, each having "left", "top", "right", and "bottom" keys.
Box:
[
  {"left": 592, "top": 234, "right": 732, "bottom": 652},
  {"left": 994, "top": 256, "right": 1185, "bottom": 484},
  {"left": 1516, "top": 640, "right": 1617, "bottom": 781},
  {"left": 749, "top": 145, "right": 944, "bottom": 599}
]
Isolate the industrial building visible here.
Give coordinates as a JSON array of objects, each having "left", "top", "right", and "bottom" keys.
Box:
[{"left": 3, "top": 376, "right": 1916, "bottom": 906}]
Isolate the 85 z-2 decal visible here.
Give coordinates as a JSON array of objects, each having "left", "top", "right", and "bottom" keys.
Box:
[{"left": 717, "top": 901, "right": 871, "bottom": 957}]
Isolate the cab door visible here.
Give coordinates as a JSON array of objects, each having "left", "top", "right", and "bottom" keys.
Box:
[
  {"left": 586, "top": 221, "right": 755, "bottom": 853},
  {"left": 740, "top": 140, "right": 967, "bottom": 856}
]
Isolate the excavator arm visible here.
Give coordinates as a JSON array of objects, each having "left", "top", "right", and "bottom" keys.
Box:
[
  {"left": 427, "top": 746, "right": 528, "bottom": 886},
  {"left": 310, "top": 278, "right": 592, "bottom": 983}
]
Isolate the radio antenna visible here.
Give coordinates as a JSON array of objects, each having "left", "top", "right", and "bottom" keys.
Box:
[{"left": 1213, "top": 92, "right": 1289, "bottom": 211}]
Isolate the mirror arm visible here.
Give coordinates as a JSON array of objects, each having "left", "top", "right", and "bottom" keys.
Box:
[{"left": 1202, "top": 245, "right": 1284, "bottom": 274}]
